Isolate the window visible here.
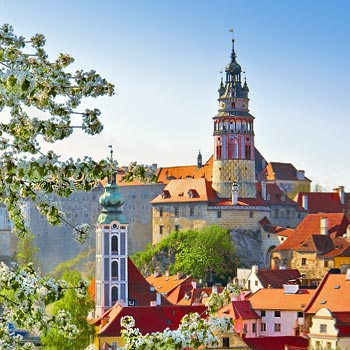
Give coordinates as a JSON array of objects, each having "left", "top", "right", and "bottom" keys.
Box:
[
  {"left": 301, "top": 258, "right": 307, "bottom": 266},
  {"left": 315, "top": 341, "right": 321, "bottom": 349},
  {"left": 243, "top": 324, "right": 247, "bottom": 334},
  {"left": 217, "top": 210, "right": 222, "bottom": 218},
  {"left": 112, "top": 342, "right": 118, "bottom": 350},
  {"left": 326, "top": 342, "right": 332, "bottom": 349},
  {"left": 252, "top": 323, "right": 256, "bottom": 333},
  {"left": 249, "top": 211, "right": 254, "bottom": 218},
  {"left": 159, "top": 225, "right": 164, "bottom": 235},
  {"left": 255, "top": 280, "right": 258, "bottom": 286},
  {"left": 159, "top": 208, "right": 163, "bottom": 217},
  {"left": 222, "top": 337, "right": 230, "bottom": 347},
  {"left": 111, "top": 235, "right": 118, "bottom": 253},
  {"left": 261, "top": 323, "right": 266, "bottom": 331},
  {"left": 324, "top": 260, "right": 329, "bottom": 268},
  {"left": 274, "top": 311, "right": 281, "bottom": 317},
  {"left": 111, "top": 261, "right": 118, "bottom": 278},
  {"left": 274, "top": 323, "right": 281, "bottom": 332},
  {"left": 320, "top": 324, "right": 327, "bottom": 333},
  {"left": 260, "top": 310, "right": 266, "bottom": 317},
  {"left": 274, "top": 209, "right": 279, "bottom": 218},
  {"left": 190, "top": 207, "right": 194, "bottom": 217},
  {"left": 174, "top": 208, "right": 179, "bottom": 217},
  {"left": 111, "top": 286, "right": 118, "bottom": 304},
  {"left": 297, "top": 311, "right": 303, "bottom": 318}
]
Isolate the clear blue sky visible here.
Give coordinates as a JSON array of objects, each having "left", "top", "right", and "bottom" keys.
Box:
[{"left": 1, "top": 0, "right": 349, "bottom": 191}]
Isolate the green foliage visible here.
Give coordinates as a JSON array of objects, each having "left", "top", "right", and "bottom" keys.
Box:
[
  {"left": 41, "top": 270, "right": 95, "bottom": 350},
  {"left": 174, "top": 225, "right": 238, "bottom": 283},
  {"left": 15, "top": 232, "right": 40, "bottom": 269},
  {"left": 132, "top": 226, "right": 239, "bottom": 283}
]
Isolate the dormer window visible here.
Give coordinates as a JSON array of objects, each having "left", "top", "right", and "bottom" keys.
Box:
[
  {"left": 161, "top": 190, "right": 170, "bottom": 199},
  {"left": 187, "top": 189, "right": 198, "bottom": 198}
]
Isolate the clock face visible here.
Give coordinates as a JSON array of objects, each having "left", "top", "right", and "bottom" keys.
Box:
[{"left": 220, "top": 102, "right": 226, "bottom": 109}]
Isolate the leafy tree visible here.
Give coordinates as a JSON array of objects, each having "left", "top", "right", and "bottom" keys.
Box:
[
  {"left": 173, "top": 225, "right": 239, "bottom": 283},
  {"left": 15, "top": 232, "right": 40, "bottom": 269},
  {"left": 41, "top": 270, "right": 95, "bottom": 350}
]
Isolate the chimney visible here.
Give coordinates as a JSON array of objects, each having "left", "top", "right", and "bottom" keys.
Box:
[
  {"left": 252, "top": 265, "right": 258, "bottom": 274},
  {"left": 320, "top": 217, "right": 328, "bottom": 235},
  {"left": 302, "top": 195, "right": 308, "bottom": 210},
  {"left": 261, "top": 181, "right": 267, "bottom": 200},
  {"left": 232, "top": 181, "right": 239, "bottom": 205},
  {"left": 338, "top": 186, "right": 345, "bottom": 205},
  {"left": 296, "top": 170, "right": 305, "bottom": 180}
]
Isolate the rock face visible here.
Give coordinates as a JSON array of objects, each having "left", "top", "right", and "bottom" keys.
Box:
[{"left": 230, "top": 229, "right": 263, "bottom": 268}]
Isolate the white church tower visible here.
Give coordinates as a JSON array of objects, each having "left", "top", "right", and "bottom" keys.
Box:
[{"left": 95, "top": 174, "right": 129, "bottom": 318}]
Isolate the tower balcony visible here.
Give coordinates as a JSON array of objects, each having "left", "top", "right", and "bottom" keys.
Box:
[{"left": 213, "top": 129, "right": 254, "bottom": 136}]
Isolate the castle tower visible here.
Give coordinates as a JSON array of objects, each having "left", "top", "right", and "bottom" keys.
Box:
[
  {"left": 212, "top": 36, "right": 256, "bottom": 198},
  {"left": 95, "top": 176, "right": 129, "bottom": 318}
]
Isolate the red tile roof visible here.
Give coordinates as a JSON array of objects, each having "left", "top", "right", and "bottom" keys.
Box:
[
  {"left": 274, "top": 213, "right": 349, "bottom": 252},
  {"left": 217, "top": 300, "right": 260, "bottom": 320},
  {"left": 256, "top": 269, "right": 301, "bottom": 288},
  {"left": 96, "top": 304, "right": 207, "bottom": 337},
  {"left": 127, "top": 258, "right": 171, "bottom": 306},
  {"left": 295, "top": 191, "right": 350, "bottom": 214},
  {"left": 244, "top": 336, "right": 308, "bottom": 350},
  {"left": 261, "top": 162, "right": 311, "bottom": 182},
  {"left": 259, "top": 217, "right": 294, "bottom": 237}
]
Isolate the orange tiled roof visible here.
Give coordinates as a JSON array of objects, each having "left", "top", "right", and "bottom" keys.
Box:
[
  {"left": 274, "top": 213, "right": 349, "bottom": 252},
  {"left": 146, "top": 273, "right": 194, "bottom": 296},
  {"left": 156, "top": 156, "right": 213, "bottom": 184},
  {"left": 248, "top": 288, "right": 315, "bottom": 310},
  {"left": 295, "top": 191, "right": 350, "bottom": 214},
  {"left": 150, "top": 178, "right": 217, "bottom": 204},
  {"left": 259, "top": 217, "right": 294, "bottom": 237},
  {"left": 304, "top": 273, "right": 350, "bottom": 314}
]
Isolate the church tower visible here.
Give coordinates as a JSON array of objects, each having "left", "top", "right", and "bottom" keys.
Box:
[
  {"left": 95, "top": 176, "right": 129, "bottom": 318},
  {"left": 212, "top": 36, "right": 256, "bottom": 198}
]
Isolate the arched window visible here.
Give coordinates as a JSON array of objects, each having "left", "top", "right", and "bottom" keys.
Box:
[
  {"left": 111, "top": 286, "right": 118, "bottom": 304},
  {"left": 111, "top": 261, "right": 118, "bottom": 278},
  {"left": 216, "top": 144, "right": 222, "bottom": 160},
  {"left": 241, "top": 120, "right": 246, "bottom": 130},
  {"left": 236, "top": 119, "right": 241, "bottom": 130},
  {"left": 111, "top": 235, "right": 118, "bottom": 253}
]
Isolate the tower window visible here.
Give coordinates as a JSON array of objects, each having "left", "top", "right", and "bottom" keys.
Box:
[
  {"left": 111, "top": 261, "right": 118, "bottom": 278},
  {"left": 159, "top": 208, "right": 163, "bottom": 217},
  {"left": 217, "top": 211, "right": 222, "bottom": 218},
  {"left": 111, "top": 286, "right": 118, "bottom": 304},
  {"left": 159, "top": 225, "right": 164, "bottom": 234},
  {"left": 111, "top": 235, "right": 118, "bottom": 253},
  {"left": 190, "top": 207, "right": 195, "bottom": 217}
]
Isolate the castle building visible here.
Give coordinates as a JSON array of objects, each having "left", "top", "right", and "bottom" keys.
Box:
[{"left": 150, "top": 36, "right": 307, "bottom": 268}]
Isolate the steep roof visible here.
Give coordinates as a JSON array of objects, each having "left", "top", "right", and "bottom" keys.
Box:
[
  {"left": 96, "top": 304, "right": 207, "bottom": 337},
  {"left": 304, "top": 272, "right": 350, "bottom": 314},
  {"left": 150, "top": 178, "right": 217, "bottom": 204},
  {"left": 259, "top": 217, "right": 294, "bottom": 237},
  {"left": 274, "top": 213, "right": 349, "bottom": 252},
  {"left": 295, "top": 191, "right": 350, "bottom": 214},
  {"left": 217, "top": 300, "right": 260, "bottom": 320},
  {"left": 261, "top": 162, "right": 311, "bottom": 182},
  {"left": 248, "top": 288, "right": 315, "bottom": 311},
  {"left": 167, "top": 284, "right": 223, "bottom": 305},
  {"left": 256, "top": 268, "right": 301, "bottom": 288},
  {"left": 127, "top": 258, "right": 171, "bottom": 306},
  {"left": 146, "top": 273, "right": 194, "bottom": 296},
  {"left": 156, "top": 156, "right": 213, "bottom": 184},
  {"left": 244, "top": 336, "right": 308, "bottom": 350}
]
